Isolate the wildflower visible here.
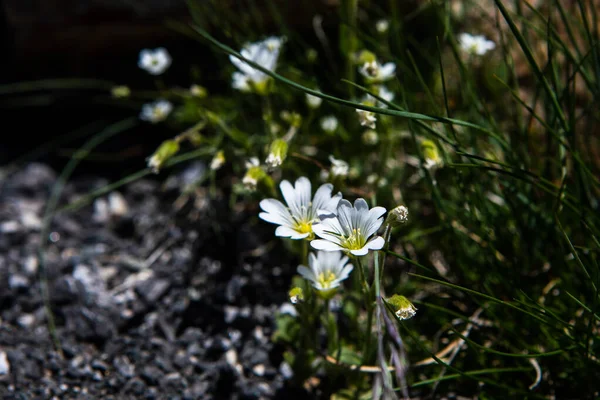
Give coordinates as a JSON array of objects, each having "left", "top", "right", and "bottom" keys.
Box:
[
  {"left": 421, "top": 139, "right": 443, "bottom": 169},
  {"left": 288, "top": 287, "right": 304, "bottom": 304},
  {"left": 140, "top": 99, "right": 173, "bottom": 123},
  {"left": 306, "top": 93, "right": 322, "bottom": 109},
  {"left": 265, "top": 139, "right": 288, "bottom": 169},
  {"left": 362, "top": 130, "right": 379, "bottom": 145},
  {"left": 329, "top": 155, "right": 349, "bottom": 178},
  {"left": 386, "top": 205, "right": 409, "bottom": 227},
  {"left": 376, "top": 19, "right": 390, "bottom": 34},
  {"left": 147, "top": 140, "right": 179, "bottom": 173},
  {"left": 210, "top": 150, "right": 225, "bottom": 171},
  {"left": 358, "top": 60, "right": 396, "bottom": 83},
  {"left": 297, "top": 251, "right": 353, "bottom": 299},
  {"left": 111, "top": 85, "right": 131, "bottom": 98},
  {"left": 138, "top": 47, "right": 172, "bottom": 75},
  {"left": 458, "top": 33, "right": 495, "bottom": 56},
  {"left": 386, "top": 294, "right": 417, "bottom": 320},
  {"left": 259, "top": 177, "right": 342, "bottom": 240},
  {"left": 356, "top": 109, "right": 377, "bottom": 129},
  {"left": 311, "top": 198, "right": 387, "bottom": 256},
  {"left": 190, "top": 84, "right": 207, "bottom": 98},
  {"left": 230, "top": 36, "right": 284, "bottom": 94},
  {"left": 320, "top": 115, "right": 339, "bottom": 134},
  {"left": 242, "top": 158, "right": 265, "bottom": 190}
]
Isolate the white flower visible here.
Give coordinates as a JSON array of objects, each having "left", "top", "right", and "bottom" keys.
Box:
[
  {"left": 306, "top": 93, "right": 322, "bottom": 109},
  {"left": 297, "top": 251, "right": 353, "bottom": 296},
  {"left": 376, "top": 19, "right": 390, "bottom": 34},
  {"left": 329, "top": 155, "right": 349, "bottom": 178},
  {"left": 458, "top": 33, "right": 496, "bottom": 56},
  {"left": 356, "top": 109, "right": 377, "bottom": 129},
  {"left": 230, "top": 36, "right": 284, "bottom": 93},
  {"left": 210, "top": 150, "right": 225, "bottom": 171},
  {"left": 311, "top": 198, "right": 387, "bottom": 256},
  {"left": 358, "top": 60, "right": 396, "bottom": 82},
  {"left": 259, "top": 177, "right": 342, "bottom": 240},
  {"left": 320, "top": 116, "right": 339, "bottom": 133},
  {"left": 140, "top": 100, "right": 173, "bottom": 123},
  {"left": 138, "top": 48, "right": 172, "bottom": 75}
]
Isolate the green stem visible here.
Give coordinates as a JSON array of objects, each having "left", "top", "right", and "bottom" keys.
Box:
[
  {"left": 356, "top": 256, "right": 374, "bottom": 363},
  {"left": 301, "top": 239, "right": 309, "bottom": 266}
]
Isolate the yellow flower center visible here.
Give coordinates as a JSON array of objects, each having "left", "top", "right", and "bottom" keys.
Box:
[
  {"left": 316, "top": 271, "right": 337, "bottom": 289},
  {"left": 341, "top": 228, "right": 365, "bottom": 250}
]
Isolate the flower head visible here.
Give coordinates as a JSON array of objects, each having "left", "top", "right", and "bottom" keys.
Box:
[
  {"left": 458, "top": 33, "right": 495, "bottom": 56},
  {"left": 140, "top": 100, "right": 173, "bottom": 123},
  {"left": 386, "top": 294, "right": 417, "bottom": 320},
  {"left": 138, "top": 48, "right": 172, "bottom": 75},
  {"left": 376, "top": 19, "right": 390, "bottom": 34},
  {"left": 265, "top": 139, "right": 288, "bottom": 169},
  {"left": 306, "top": 93, "right": 323, "bottom": 109},
  {"left": 356, "top": 109, "right": 377, "bottom": 129},
  {"left": 320, "top": 115, "right": 339, "bottom": 134},
  {"left": 297, "top": 251, "right": 353, "bottom": 298},
  {"left": 242, "top": 158, "right": 264, "bottom": 190},
  {"left": 359, "top": 60, "right": 396, "bottom": 83},
  {"left": 259, "top": 177, "right": 342, "bottom": 240},
  {"left": 230, "top": 36, "right": 284, "bottom": 94},
  {"left": 311, "top": 198, "right": 387, "bottom": 256},
  {"left": 329, "top": 155, "right": 349, "bottom": 178}
]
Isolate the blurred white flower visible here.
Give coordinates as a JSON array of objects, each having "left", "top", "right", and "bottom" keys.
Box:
[
  {"left": 376, "top": 19, "right": 390, "bottom": 34},
  {"left": 458, "top": 33, "right": 496, "bottom": 56},
  {"left": 329, "top": 155, "right": 349, "bottom": 178},
  {"left": 230, "top": 36, "right": 284, "bottom": 93},
  {"left": 362, "top": 130, "right": 379, "bottom": 145},
  {"left": 320, "top": 115, "right": 339, "bottom": 134},
  {"left": 311, "top": 198, "right": 387, "bottom": 256},
  {"left": 306, "top": 93, "right": 323, "bottom": 109},
  {"left": 356, "top": 109, "right": 377, "bottom": 129},
  {"left": 242, "top": 157, "right": 263, "bottom": 190},
  {"left": 259, "top": 177, "right": 342, "bottom": 240},
  {"left": 364, "top": 85, "right": 394, "bottom": 109},
  {"left": 297, "top": 251, "right": 353, "bottom": 297},
  {"left": 358, "top": 60, "right": 396, "bottom": 82},
  {"left": 140, "top": 100, "right": 173, "bottom": 123},
  {"left": 210, "top": 150, "right": 225, "bottom": 171},
  {"left": 138, "top": 48, "right": 172, "bottom": 75}
]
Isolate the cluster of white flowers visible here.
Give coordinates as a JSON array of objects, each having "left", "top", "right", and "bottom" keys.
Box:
[{"left": 230, "top": 36, "right": 285, "bottom": 93}]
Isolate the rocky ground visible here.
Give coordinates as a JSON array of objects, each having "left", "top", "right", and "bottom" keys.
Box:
[{"left": 0, "top": 162, "right": 309, "bottom": 399}]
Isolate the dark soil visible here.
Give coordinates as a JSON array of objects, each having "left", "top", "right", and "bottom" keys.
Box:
[{"left": 0, "top": 162, "right": 310, "bottom": 399}]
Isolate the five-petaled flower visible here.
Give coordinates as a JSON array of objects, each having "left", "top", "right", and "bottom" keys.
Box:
[
  {"left": 138, "top": 48, "right": 172, "bottom": 75},
  {"left": 311, "top": 198, "right": 387, "bottom": 256},
  {"left": 358, "top": 60, "right": 396, "bottom": 83},
  {"left": 458, "top": 33, "right": 496, "bottom": 56},
  {"left": 230, "top": 36, "right": 284, "bottom": 94},
  {"left": 297, "top": 251, "right": 353, "bottom": 298},
  {"left": 140, "top": 100, "right": 173, "bottom": 123},
  {"left": 259, "top": 177, "right": 342, "bottom": 240}
]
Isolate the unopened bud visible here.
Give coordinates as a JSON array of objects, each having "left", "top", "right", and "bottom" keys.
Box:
[
  {"left": 111, "top": 85, "right": 131, "bottom": 98},
  {"left": 242, "top": 166, "right": 266, "bottom": 191},
  {"left": 289, "top": 287, "right": 304, "bottom": 304},
  {"left": 421, "top": 139, "right": 442, "bottom": 169},
  {"left": 265, "top": 139, "right": 288, "bottom": 169},
  {"left": 210, "top": 150, "right": 226, "bottom": 171},
  {"left": 362, "top": 130, "right": 379, "bottom": 145},
  {"left": 147, "top": 140, "right": 179, "bottom": 173},
  {"left": 386, "top": 294, "right": 417, "bottom": 320},
  {"left": 306, "top": 93, "right": 322, "bottom": 109},
  {"left": 386, "top": 205, "right": 409, "bottom": 226},
  {"left": 190, "top": 84, "right": 207, "bottom": 98}
]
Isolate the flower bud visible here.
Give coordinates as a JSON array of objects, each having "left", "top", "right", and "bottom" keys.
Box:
[
  {"left": 386, "top": 294, "right": 417, "bottom": 320},
  {"left": 190, "top": 84, "right": 207, "bottom": 98},
  {"left": 210, "top": 150, "right": 226, "bottom": 171},
  {"left": 265, "top": 139, "right": 288, "bottom": 169},
  {"left": 421, "top": 139, "right": 442, "bottom": 169},
  {"left": 306, "top": 93, "right": 322, "bottom": 109},
  {"left": 111, "top": 85, "right": 131, "bottom": 98},
  {"left": 289, "top": 287, "right": 304, "bottom": 304},
  {"left": 362, "top": 129, "right": 379, "bottom": 145},
  {"left": 386, "top": 205, "right": 409, "bottom": 227},
  {"left": 147, "top": 140, "right": 179, "bottom": 173},
  {"left": 243, "top": 166, "right": 266, "bottom": 191}
]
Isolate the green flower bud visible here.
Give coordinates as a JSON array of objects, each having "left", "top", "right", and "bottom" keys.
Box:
[
  {"left": 357, "top": 50, "right": 377, "bottom": 64},
  {"left": 242, "top": 166, "right": 266, "bottom": 191},
  {"left": 386, "top": 294, "right": 417, "bottom": 320},
  {"left": 111, "top": 85, "right": 131, "bottom": 98},
  {"left": 190, "top": 84, "right": 207, "bottom": 98},
  {"left": 210, "top": 150, "right": 225, "bottom": 171},
  {"left": 421, "top": 139, "right": 442, "bottom": 168},
  {"left": 362, "top": 129, "right": 379, "bottom": 145},
  {"left": 147, "top": 140, "right": 179, "bottom": 173},
  {"left": 289, "top": 287, "right": 304, "bottom": 304},
  {"left": 265, "top": 139, "right": 288, "bottom": 169}
]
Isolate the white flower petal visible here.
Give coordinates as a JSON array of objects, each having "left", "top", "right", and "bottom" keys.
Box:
[
  {"left": 350, "top": 247, "right": 369, "bottom": 256},
  {"left": 259, "top": 199, "right": 292, "bottom": 226},
  {"left": 276, "top": 226, "right": 308, "bottom": 239},
  {"left": 297, "top": 265, "right": 316, "bottom": 281},
  {"left": 366, "top": 236, "right": 385, "bottom": 250},
  {"left": 311, "top": 239, "right": 345, "bottom": 252},
  {"left": 379, "top": 62, "right": 396, "bottom": 79}
]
